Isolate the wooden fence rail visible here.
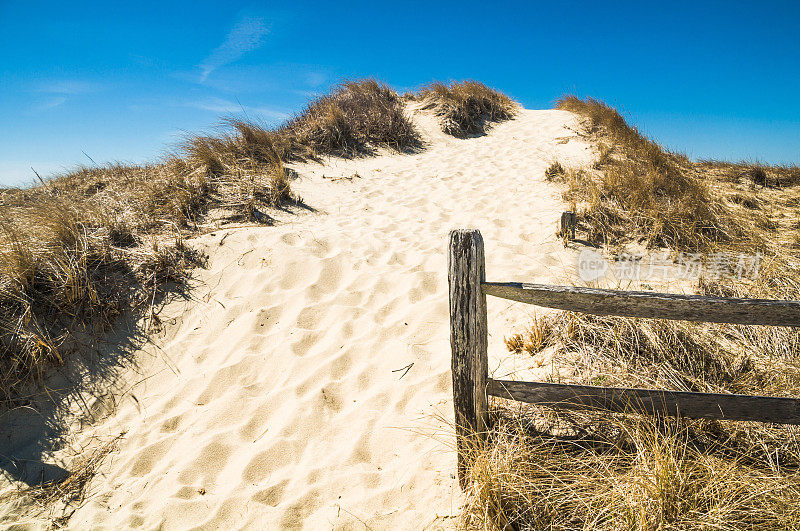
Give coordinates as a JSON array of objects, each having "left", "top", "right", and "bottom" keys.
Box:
[
  {"left": 448, "top": 228, "right": 800, "bottom": 488},
  {"left": 482, "top": 282, "right": 800, "bottom": 326}
]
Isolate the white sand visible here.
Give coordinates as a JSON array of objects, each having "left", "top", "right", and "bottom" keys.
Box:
[{"left": 4, "top": 107, "right": 596, "bottom": 529}]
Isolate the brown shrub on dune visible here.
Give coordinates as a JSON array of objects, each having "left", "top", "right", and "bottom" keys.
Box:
[
  {"left": 554, "top": 96, "right": 800, "bottom": 251},
  {"left": 190, "top": 80, "right": 422, "bottom": 166},
  {"left": 556, "top": 95, "right": 732, "bottom": 249},
  {"left": 287, "top": 79, "right": 422, "bottom": 157},
  {"left": 194, "top": 79, "right": 421, "bottom": 164},
  {"left": 416, "top": 80, "right": 517, "bottom": 137}
]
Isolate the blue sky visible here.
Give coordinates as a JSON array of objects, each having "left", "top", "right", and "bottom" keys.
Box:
[{"left": 1, "top": 0, "right": 798, "bottom": 187}]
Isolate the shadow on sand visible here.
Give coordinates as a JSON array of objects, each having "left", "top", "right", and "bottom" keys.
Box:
[{"left": 0, "top": 279, "right": 195, "bottom": 490}]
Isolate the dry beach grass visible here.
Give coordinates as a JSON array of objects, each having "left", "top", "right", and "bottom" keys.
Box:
[
  {"left": 464, "top": 409, "right": 800, "bottom": 529},
  {"left": 0, "top": 161, "right": 209, "bottom": 405},
  {"left": 415, "top": 80, "right": 518, "bottom": 138}
]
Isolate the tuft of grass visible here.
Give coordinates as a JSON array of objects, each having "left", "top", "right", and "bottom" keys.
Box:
[
  {"left": 415, "top": 81, "right": 517, "bottom": 137},
  {"left": 505, "top": 315, "right": 552, "bottom": 356},
  {"left": 544, "top": 161, "right": 566, "bottom": 181},
  {"left": 182, "top": 126, "right": 294, "bottom": 221},
  {"left": 0, "top": 432, "right": 125, "bottom": 526},
  {"left": 286, "top": 79, "right": 421, "bottom": 157}
]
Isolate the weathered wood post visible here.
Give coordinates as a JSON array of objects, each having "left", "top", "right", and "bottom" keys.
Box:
[
  {"left": 448, "top": 229, "right": 489, "bottom": 489},
  {"left": 560, "top": 211, "right": 576, "bottom": 241}
]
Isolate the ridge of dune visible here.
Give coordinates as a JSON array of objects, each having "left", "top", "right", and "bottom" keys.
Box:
[{"left": 5, "top": 107, "right": 596, "bottom": 529}]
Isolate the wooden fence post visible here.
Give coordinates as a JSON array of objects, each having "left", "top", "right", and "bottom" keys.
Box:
[
  {"left": 448, "top": 229, "right": 489, "bottom": 489},
  {"left": 560, "top": 211, "right": 576, "bottom": 240}
]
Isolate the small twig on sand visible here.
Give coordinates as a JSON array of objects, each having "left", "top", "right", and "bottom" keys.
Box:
[
  {"left": 323, "top": 173, "right": 361, "bottom": 182},
  {"left": 392, "top": 363, "right": 414, "bottom": 380},
  {"left": 335, "top": 504, "right": 374, "bottom": 530}
]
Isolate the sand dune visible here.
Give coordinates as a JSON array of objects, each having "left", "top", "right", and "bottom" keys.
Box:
[{"left": 5, "top": 107, "right": 595, "bottom": 529}]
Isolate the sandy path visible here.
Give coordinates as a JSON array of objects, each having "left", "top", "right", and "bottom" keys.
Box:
[{"left": 51, "top": 109, "right": 594, "bottom": 529}]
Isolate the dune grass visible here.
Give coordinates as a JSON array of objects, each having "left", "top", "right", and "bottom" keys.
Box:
[
  {"left": 472, "top": 302, "right": 800, "bottom": 529},
  {"left": 187, "top": 79, "right": 421, "bottom": 168},
  {"left": 465, "top": 96, "right": 800, "bottom": 529},
  {"left": 464, "top": 409, "right": 800, "bottom": 529},
  {"left": 552, "top": 96, "right": 800, "bottom": 252},
  {"left": 0, "top": 78, "right": 426, "bottom": 407},
  {"left": 0, "top": 134, "right": 303, "bottom": 404},
  {"left": 554, "top": 96, "right": 727, "bottom": 249},
  {"left": 0, "top": 161, "right": 209, "bottom": 404},
  {"left": 478, "top": 307, "right": 800, "bottom": 529},
  {"left": 286, "top": 79, "right": 421, "bottom": 157},
  {"left": 414, "top": 81, "right": 517, "bottom": 137}
]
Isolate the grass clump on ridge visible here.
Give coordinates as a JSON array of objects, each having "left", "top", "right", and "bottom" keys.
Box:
[
  {"left": 0, "top": 78, "right": 425, "bottom": 407},
  {"left": 555, "top": 96, "right": 729, "bottom": 249},
  {"left": 553, "top": 96, "right": 800, "bottom": 251},
  {"left": 415, "top": 80, "right": 517, "bottom": 137},
  {"left": 186, "top": 79, "right": 421, "bottom": 169},
  {"left": 463, "top": 97, "right": 800, "bottom": 529},
  {"left": 286, "top": 79, "right": 422, "bottom": 157}
]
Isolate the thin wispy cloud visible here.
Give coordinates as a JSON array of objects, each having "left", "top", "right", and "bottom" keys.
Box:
[
  {"left": 303, "top": 70, "right": 328, "bottom": 88},
  {"left": 31, "top": 79, "right": 102, "bottom": 113},
  {"left": 199, "top": 16, "right": 269, "bottom": 82},
  {"left": 33, "top": 96, "right": 68, "bottom": 111},
  {"left": 188, "top": 97, "right": 290, "bottom": 122},
  {"left": 37, "top": 80, "right": 100, "bottom": 95}
]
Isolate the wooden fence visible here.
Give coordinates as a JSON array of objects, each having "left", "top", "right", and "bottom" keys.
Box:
[{"left": 448, "top": 228, "right": 800, "bottom": 488}]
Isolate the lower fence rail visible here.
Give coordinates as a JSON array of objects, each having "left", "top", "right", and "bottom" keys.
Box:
[{"left": 488, "top": 379, "right": 800, "bottom": 425}]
